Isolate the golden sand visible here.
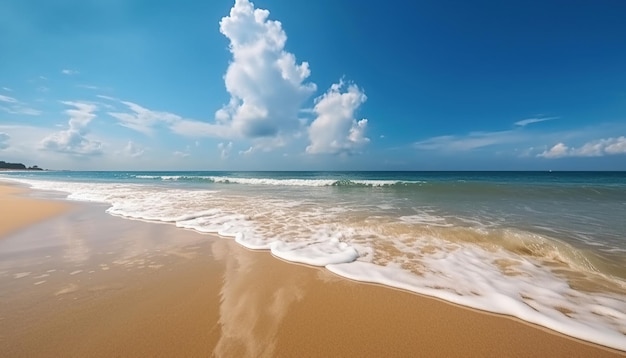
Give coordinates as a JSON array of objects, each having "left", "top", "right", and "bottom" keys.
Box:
[
  {"left": 0, "top": 183, "right": 69, "bottom": 238},
  {"left": 0, "top": 183, "right": 623, "bottom": 357}
]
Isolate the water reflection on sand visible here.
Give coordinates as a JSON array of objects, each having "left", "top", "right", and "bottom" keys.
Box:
[{"left": 211, "top": 239, "right": 309, "bottom": 358}]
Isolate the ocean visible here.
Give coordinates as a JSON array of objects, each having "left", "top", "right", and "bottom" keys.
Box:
[{"left": 2, "top": 170, "right": 625, "bottom": 350}]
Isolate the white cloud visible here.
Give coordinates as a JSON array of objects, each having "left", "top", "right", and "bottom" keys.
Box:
[
  {"left": 61, "top": 69, "right": 79, "bottom": 75},
  {"left": 108, "top": 101, "right": 178, "bottom": 135},
  {"left": 40, "top": 131, "right": 103, "bottom": 156},
  {"left": 106, "top": 99, "right": 235, "bottom": 138},
  {"left": 2, "top": 87, "right": 13, "bottom": 92},
  {"left": 0, "top": 132, "right": 10, "bottom": 150},
  {"left": 414, "top": 130, "right": 524, "bottom": 151},
  {"left": 538, "top": 136, "right": 626, "bottom": 158},
  {"left": 218, "top": 141, "right": 233, "bottom": 159},
  {"left": 40, "top": 101, "right": 103, "bottom": 156},
  {"left": 306, "top": 81, "right": 369, "bottom": 154},
  {"left": 239, "top": 146, "right": 254, "bottom": 155},
  {"left": 216, "top": 0, "right": 316, "bottom": 138},
  {"left": 62, "top": 101, "right": 97, "bottom": 128},
  {"left": 86, "top": 0, "right": 373, "bottom": 157},
  {"left": 169, "top": 119, "right": 235, "bottom": 138},
  {"left": 122, "top": 141, "right": 145, "bottom": 158},
  {"left": 538, "top": 142, "right": 570, "bottom": 158},
  {"left": 517, "top": 146, "right": 536, "bottom": 158},
  {"left": 253, "top": 136, "right": 288, "bottom": 152},
  {"left": 605, "top": 137, "right": 626, "bottom": 154},
  {"left": 0, "top": 94, "right": 42, "bottom": 116},
  {"left": 515, "top": 116, "right": 558, "bottom": 127},
  {"left": 96, "top": 94, "right": 117, "bottom": 101},
  {"left": 1, "top": 106, "right": 42, "bottom": 116},
  {"left": 77, "top": 84, "right": 99, "bottom": 90},
  {"left": 0, "top": 94, "right": 18, "bottom": 103},
  {"left": 173, "top": 151, "right": 190, "bottom": 158}
]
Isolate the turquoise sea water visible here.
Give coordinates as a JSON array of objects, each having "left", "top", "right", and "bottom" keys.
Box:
[{"left": 2, "top": 171, "right": 626, "bottom": 349}]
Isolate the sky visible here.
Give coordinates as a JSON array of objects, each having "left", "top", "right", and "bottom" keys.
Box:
[{"left": 1, "top": 0, "right": 625, "bottom": 171}]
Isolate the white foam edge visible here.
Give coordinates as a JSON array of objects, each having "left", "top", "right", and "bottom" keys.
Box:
[
  {"left": 270, "top": 239, "right": 359, "bottom": 266},
  {"left": 326, "top": 261, "right": 626, "bottom": 351}
]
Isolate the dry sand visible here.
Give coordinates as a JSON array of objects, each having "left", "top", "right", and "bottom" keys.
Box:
[{"left": 0, "top": 183, "right": 623, "bottom": 357}]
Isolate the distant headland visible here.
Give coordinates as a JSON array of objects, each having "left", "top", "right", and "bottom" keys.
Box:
[{"left": 0, "top": 161, "right": 43, "bottom": 171}]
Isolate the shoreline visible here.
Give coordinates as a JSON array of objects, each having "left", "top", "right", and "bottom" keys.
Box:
[{"left": 0, "top": 183, "right": 624, "bottom": 357}]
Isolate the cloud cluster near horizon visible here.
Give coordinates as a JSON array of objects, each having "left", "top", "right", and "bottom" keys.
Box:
[
  {"left": 3, "top": 0, "right": 623, "bottom": 171},
  {"left": 414, "top": 130, "right": 523, "bottom": 151},
  {"left": 539, "top": 136, "right": 626, "bottom": 158},
  {"left": 85, "top": 0, "right": 370, "bottom": 157}
]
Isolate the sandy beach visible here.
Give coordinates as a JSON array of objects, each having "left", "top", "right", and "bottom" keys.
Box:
[
  {"left": 0, "top": 182, "right": 623, "bottom": 357},
  {"left": 0, "top": 184, "right": 69, "bottom": 238}
]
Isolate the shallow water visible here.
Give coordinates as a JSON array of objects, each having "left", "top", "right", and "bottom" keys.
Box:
[{"left": 2, "top": 170, "right": 625, "bottom": 350}]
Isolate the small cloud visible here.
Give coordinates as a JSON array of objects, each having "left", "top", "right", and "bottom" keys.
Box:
[
  {"left": 37, "top": 86, "right": 49, "bottom": 93},
  {"left": 380, "top": 135, "right": 385, "bottom": 139},
  {"left": 538, "top": 136, "right": 626, "bottom": 158},
  {"left": 0, "top": 94, "right": 18, "bottom": 103},
  {"left": 40, "top": 101, "right": 103, "bottom": 156},
  {"left": 77, "top": 84, "right": 99, "bottom": 90},
  {"left": 61, "top": 69, "right": 79, "bottom": 75},
  {"left": 237, "top": 137, "right": 288, "bottom": 156},
  {"left": 538, "top": 143, "right": 570, "bottom": 158},
  {"left": 122, "top": 141, "right": 145, "bottom": 158},
  {"left": 306, "top": 80, "right": 369, "bottom": 155},
  {"left": 0, "top": 106, "right": 42, "bottom": 116},
  {"left": 517, "top": 146, "right": 536, "bottom": 158},
  {"left": 0, "top": 132, "right": 10, "bottom": 150},
  {"left": 97, "top": 94, "right": 117, "bottom": 101},
  {"left": 514, "top": 116, "right": 558, "bottom": 127},
  {"left": 239, "top": 146, "right": 254, "bottom": 155},
  {"left": 0, "top": 94, "right": 41, "bottom": 115},
  {"left": 2, "top": 87, "right": 13, "bottom": 92},
  {"left": 168, "top": 117, "right": 235, "bottom": 138},
  {"left": 414, "top": 130, "right": 522, "bottom": 152},
  {"left": 39, "top": 76, "right": 48, "bottom": 80},
  {"left": 106, "top": 99, "right": 234, "bottom": 138},
  {"left": 173, "top": 151, "right": 190, "bottom": 158},
  {"left": 108, "top": 101, "right": 181, "bottom": 136},
  {"left": 605, "top": 137, "right": 626, "bottom": 155},
  {"left": 218, "top": 141, "right": 233, "bottom": 159}
]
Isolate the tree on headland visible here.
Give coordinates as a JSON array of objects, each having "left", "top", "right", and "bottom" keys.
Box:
[{"left": 0, "top": 161, "right": 43, "bottom": 170}]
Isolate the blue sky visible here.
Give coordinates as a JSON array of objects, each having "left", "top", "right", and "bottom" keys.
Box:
[{"left": 1, "top": 0, "right": 625, "bottom": 170}]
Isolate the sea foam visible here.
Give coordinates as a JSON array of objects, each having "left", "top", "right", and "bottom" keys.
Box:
[{"left": 131, "top": 174, "right": 422, "bottom": 187}]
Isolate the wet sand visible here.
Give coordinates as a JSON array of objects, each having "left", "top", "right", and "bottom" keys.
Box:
[
  {"left": 0, "top": 183, "right": 623, "bottom": 357},
  {"left": 0, "top": 183, "right": 69, "bottom": 237}
]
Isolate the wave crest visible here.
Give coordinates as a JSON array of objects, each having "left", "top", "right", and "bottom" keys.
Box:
[{"left": 132, "top": 175, "right": 423, "bottom": 187}]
